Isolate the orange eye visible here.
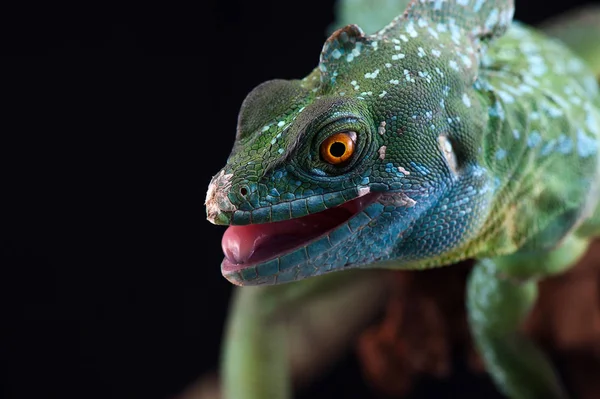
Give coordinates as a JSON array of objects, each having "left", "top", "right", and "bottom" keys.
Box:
[{"left": 320, "top": 132, "right": 356, "bottom": 165}]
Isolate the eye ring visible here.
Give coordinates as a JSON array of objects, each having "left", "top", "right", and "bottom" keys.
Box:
[{"left": 320, "top": 131, "right": 357, "bottom": 165}]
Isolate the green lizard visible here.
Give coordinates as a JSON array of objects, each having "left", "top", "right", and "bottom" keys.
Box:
[{"left": 205, "top": 1, "right": 600, "bottom": 398}]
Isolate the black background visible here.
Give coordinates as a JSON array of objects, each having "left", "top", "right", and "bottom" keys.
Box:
[{"left": 2, "top": 1, "right": 598, "bottom": 398}]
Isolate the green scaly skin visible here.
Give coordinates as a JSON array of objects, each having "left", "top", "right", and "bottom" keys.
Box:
[{"left": 205, "top": 1, "right": 600, "bottom": 398}]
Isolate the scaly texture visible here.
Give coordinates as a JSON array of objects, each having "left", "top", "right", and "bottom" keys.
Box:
[
  {"left": 206, "top": 1, "right": 600, "bottom": 398},
  {"left": 207, "top": 0, "right": 600, "bottom": 286}
]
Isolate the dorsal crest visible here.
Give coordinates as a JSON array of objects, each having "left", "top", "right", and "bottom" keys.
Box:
[{"left": 378, "top": 0, "right": 515, "bottom": 44}]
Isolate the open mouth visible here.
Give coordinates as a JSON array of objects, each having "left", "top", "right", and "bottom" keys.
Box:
[{"left": 221, "top": 193, "right": 380, "bottom": 272}]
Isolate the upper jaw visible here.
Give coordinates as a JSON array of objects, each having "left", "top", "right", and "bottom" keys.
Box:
[{"left": 220, "top": 192, "right": 384, "bottom": 286}]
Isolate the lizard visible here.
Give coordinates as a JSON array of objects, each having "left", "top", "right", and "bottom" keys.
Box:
[{"left": 204, "top": 0, "right": 600, "bottom": 398}]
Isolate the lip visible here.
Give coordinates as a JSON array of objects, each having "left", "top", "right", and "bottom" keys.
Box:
[{"left": 220, "top": 192, "right": 381, "bottom": 274}]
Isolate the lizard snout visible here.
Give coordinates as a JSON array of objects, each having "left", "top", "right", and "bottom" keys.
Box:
[{"left": 205, "top": 170, "right": 235, "bottom": 225}]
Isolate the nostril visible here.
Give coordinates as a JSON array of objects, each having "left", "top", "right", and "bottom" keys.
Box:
[{"left": 240, "top": 187, "right": 248, "bottom": 196}]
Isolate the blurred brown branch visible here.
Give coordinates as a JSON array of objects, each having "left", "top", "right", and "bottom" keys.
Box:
[{"left": 357, "top": 240, "right": 600, "bottom": 399}]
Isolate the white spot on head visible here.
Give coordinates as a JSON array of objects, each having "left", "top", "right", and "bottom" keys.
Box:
[
  {"left": 474, "top": 0, "right": 485, "bottom": 12},
  {"left": 365, "top": 69, "right": 380, "bottom": 79},
  {"left": 540, "top": 139, "right": 556, "bottom": 156},
  {"left": 418, "top": 71, "right": 432, "bottom": 83},
  {"left": 488, "top": 101, "right": 505, "bottom": 120},
  {"left": 357, "top": 186, "right": 370, "bottom": 197},
  {"left": 527, "top": 131, "right": 542, "bottom": 148},
  {"left": 578, "top": 128, "right": 598, "bottom": 157},
  {"left": 485, "top": 9, "right": 499, "bottom": 31},
  {"left": 378, "top": 121, "right": 387, "bottom": 134},
  {"left": 567, "top": 58, "right": 585, "bottom": 73},
  {"left": 427, "top": 27, "right": 439, "bottom": 39},
  {"left": 585, "top": 105, "right": 599, "bottom": 135},
  {"left": 461, "top": 54, "right": 472, "bottom": 68},
  {"left": 397, "top": 166, "right": 410, "bottom": 175},
  {"left": 449, "top": 20, "right": 461, "bottom": 44},
  {"left": 529, "top": 56, "right": 547, "bottom": 77},
  {"left": 438, "top": 135, "right": 458, "bottom": 174},
  {"left": 462, "top": 93, "right": 471, "bottom": 108},
  {"left": 378, "top": 146, "right": 387, "bottom": 160},
  {"left": 557, "top": 134, "right": 573, "bottom": 154},
  {"left": 497, "top": 90, "right": 514, "bottom": 104},
  {"left": 406, "top": 21, "right": 418, "bottom": 38}
]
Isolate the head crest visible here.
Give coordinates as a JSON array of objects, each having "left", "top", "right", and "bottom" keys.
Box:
[{"left": 319, "top": 24, "right": 370, "bottom": 85}]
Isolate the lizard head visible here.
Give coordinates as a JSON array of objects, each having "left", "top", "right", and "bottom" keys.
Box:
[{"left": 206, "top": 0, "right": 515, "bottom": 285}]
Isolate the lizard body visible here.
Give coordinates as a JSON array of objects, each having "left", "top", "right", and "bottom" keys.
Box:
[{"left": 205, "top": 1, "right": 600, "bottom": 398}]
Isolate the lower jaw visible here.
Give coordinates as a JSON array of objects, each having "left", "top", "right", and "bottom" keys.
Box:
[{"left": 221, "top": 257, "right": 257, "bottom": 274}]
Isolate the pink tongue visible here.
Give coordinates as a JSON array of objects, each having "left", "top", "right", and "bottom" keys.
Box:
[{"left": 221, "top": 206, "right": 351, "bottom": 265}]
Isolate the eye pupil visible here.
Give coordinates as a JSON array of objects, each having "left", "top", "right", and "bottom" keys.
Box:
[
  {"left": 319, "top": 131, "right": 357, "bottom": 165},
  {"left": 329, "top": 142, "right": 346, "bottom": 157}
]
